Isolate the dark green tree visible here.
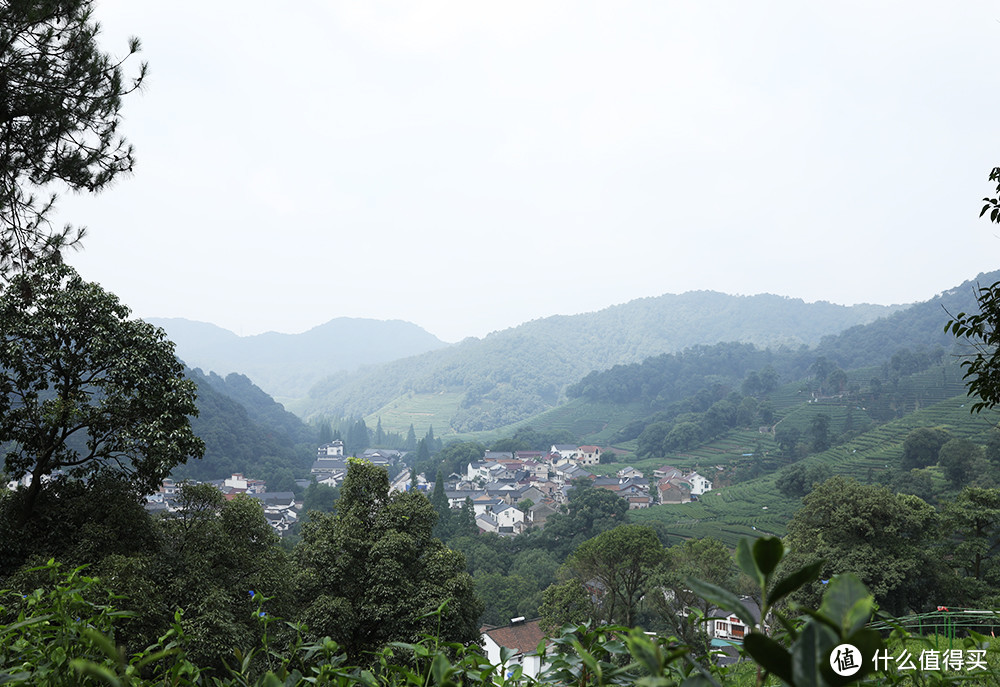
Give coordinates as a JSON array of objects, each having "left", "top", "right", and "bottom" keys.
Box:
[
  {"left": 157, "top": 485, "right": 292, "bottom": 670},
  {"left": 648, "top": 537, "right": 733, "bottom": 650},
  {"left": 809, "top": 413, "right": 831, "bottom": 453},
  {"left": 317, "top": 420, "right": 333, "bottom": 444},
  {"left": 0, "top": 263, "right": 204, "bottom": 524},
  {"left": 939, "top": 437, "right": 985, "bottom": 489},
  {"left": 946, "top": 167, "right": 1000, "bottom": 411},
  {"left": 539, "top": 578, "right": 591, "bottom": 634},
  {"left": 563, "top": 523, "right": 666, "bottom": 627},
  {"left": 663, "top": 422, "right": 701, "bottom": 452},
  {"left": 0, "top": 0, "right": 146, "bottom": 272},
  {"left": 941, "top": 487, "right": 1000, "bottom": 599},
  {"left": 430, "top": 469, "right": 451, "bottom": 539},
  {"left": 901, "top": 427, "right": 951, "bottom": 471},
  {"left": 302, "top": 481, "right": 338, "bottom": 513},
  {"left": 294, "top": 459, "right": 481, "bottom": 661},
  {"left": 775, "top": 462, "right": 832, "bottom": 498},
  {"left": 782, "top": 475, "right": 944, "bottom": 615}
]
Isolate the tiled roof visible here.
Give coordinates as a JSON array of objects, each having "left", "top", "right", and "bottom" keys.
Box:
[{"left": 483, "top": 619, "right": 546, "bottom": 654}]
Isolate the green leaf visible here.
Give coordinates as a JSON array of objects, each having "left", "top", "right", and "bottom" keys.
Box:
[
  {"left": 817, "top": 574, "right": 873, "bottom": 637},
  {"left": 752, "top": 537, "right": 785, "bottom": 580},
  {"left": 735, "top": 539, "right": 763, "bottom": 588},
  {"left": 791, "top": 621, "right": 838, "bottom": 687},
  {"left": 767, "top": 561, "right": 823, "bottom": 607},
  {"left": 685, "top": 576, "right": 757, "bottom": 628},
  {"left": 430, "top": 653, "right": 452, "bottom": 686},
  {"left": 69, "top": 660, "right": 122, "bottom": 687},
  {"left": 744, "top": 632, "right": 793, "bottom": 685}
]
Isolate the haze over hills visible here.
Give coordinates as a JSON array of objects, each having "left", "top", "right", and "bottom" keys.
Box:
[
  {"left": 146, "top": 317, "right": 449, "bottom": 401},
  {"left": 292, "top": 291, "right": 907, "bottom": 432}
]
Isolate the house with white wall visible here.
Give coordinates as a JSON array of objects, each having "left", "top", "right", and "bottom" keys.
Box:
[{"left": 481, "top": 618, "right": 547, "bottom": 679}]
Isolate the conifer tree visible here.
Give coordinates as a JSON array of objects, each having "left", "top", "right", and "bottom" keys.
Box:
[{"left": 0, "top": 0, "right": 147, "bottom": 273}]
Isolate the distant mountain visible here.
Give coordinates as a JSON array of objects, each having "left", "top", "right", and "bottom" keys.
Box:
[
  {"left": 296, "top": 291, "right": 907, "bottom": 432},
  {"left": 146, "top": 317, "right": 449, "bottom": 401}
]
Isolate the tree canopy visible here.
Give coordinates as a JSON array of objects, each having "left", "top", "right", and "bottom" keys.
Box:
[
  {"left": 293, "top": 459, "right": 482, "bottom": 660},
  {"left": 946, "top": 167, "right": 1000, "bottom": 411},
  {"left": 782, "top": 475, "right": 944, "bottom": 615},
  {"left": 0, "top": 262, "right": 204, "bottom": 523},
  {"left": 0, "top": 0, "right": 145, "bottom": 272}
]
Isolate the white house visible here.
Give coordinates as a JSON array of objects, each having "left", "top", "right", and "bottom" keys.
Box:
[
  {"left": 493, "top": 503, "right": 526, "bottom": 529},
  {"left": 684, "top": 471, "right": 713, "bottom": 496},
  {"left": 550, "top": 444, "right": 580, "bottom": 461},
  {"left": 481, "top": 618, "right": 547, "bottom": 680},
  {"left": 577, "top": 445, "right": 602, "bottom": 466},
  {"left": 317, "top": 441, "right": 344, "bottom": 457}
]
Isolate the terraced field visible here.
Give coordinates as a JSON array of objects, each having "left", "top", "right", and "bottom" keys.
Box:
[
  {"left": 625, "top": 362, "right": 1000, "bottom": 548},
  {"left": 365, "top": 391, "right": 465, "bottom": 437}
]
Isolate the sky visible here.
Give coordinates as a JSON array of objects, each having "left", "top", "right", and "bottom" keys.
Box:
[{"left": 60, "top": 1, "right": 1000, "bottom": 343}]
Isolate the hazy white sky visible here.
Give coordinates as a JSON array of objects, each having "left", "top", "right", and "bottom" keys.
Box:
[{"left": 61, "top": 1, "right": 1000, "bottom": 343}]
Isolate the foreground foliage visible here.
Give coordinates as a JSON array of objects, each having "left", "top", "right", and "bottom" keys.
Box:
[{"left": 6, "top": 539, "right": 1000, "bottom": 687}]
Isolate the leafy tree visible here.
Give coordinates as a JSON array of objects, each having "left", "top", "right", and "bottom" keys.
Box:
[
  {"left": 473, "top": 571, "right": 540, "bottom": 627},
  {"left": 0, "top": 474, "right": 158, "bottom": 579},
  {"left": 809, "top": 413, "right": 831, "bottom": 452},
  {"left": 939, "top": 437, "right": 985, "bottom": 489},
  {"left": 901, "top": 427, "right": 951, "bottom": 471},
  {"left": 825, "top": 367, "right": 848, "bottom": 394},
  {"left": 663, "top": 421, "right": 701, "bottom": 452},
  {"left": 507, "top": 548, "right": 559, "bottom": 592},
  {"left": 880, "top": 467, "right": 938, "bottom": 504},
  {"left": 539, "top": 578, "right": 592, "bottom": 634},
  {"left": 302, "top": 481, "right": 338, "bottom": 513},
  {"left": 563, "top": 523, "right": 666, "bottom": 627},
  {"left": 782, "top": 475, "right": 944, "bottom": 615},
  {"left": 758, "top": 400, "right": 775, "bottom": 426},
  {"left": 736, "top": 396, "right": 758, "bottom": 426},
  {"left": 157, "top": 485, "right": 292, "bottom": 670},
  {"left": 0, "top": 263, "right": 204, "bottom": 524},
  {"left": 941, "top": 487, "right": 1000, "bottom": 600},
  {"left": 775, "top": 426, "right": 802, "bottom": 459},
  {"left": 648, "top": 537, "right": 733, "bottom": 650},
  {"left": 0, "top": 0, "right": 146, "bottom": 272},
  {"left": 946, "top": 167, "right": 1000, "bottom": 412},
  {"left": 294, "top": 459, "right": 481, "bottom": 661},
  {"left": 534, "top": 484, "right": 628, "bottom": 560},
  {"left": 775, "top": 462, "right": 832, "bottom": 498}
]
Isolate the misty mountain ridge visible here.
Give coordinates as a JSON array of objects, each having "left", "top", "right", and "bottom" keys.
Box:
[
  {"left": 146, "top": 316, "right": 449, "bottom": 401},
  {"left": 290, "top": 290, "right": 912, "bottom": 431}
]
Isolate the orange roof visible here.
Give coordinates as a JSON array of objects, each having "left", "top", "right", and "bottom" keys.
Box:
[{"left": 483, "top": 619, "right": 546, "bottom": 654}]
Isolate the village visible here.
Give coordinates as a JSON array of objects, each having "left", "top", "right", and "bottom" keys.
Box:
[{"left": 142, "top": 440, "right": 715, "bottom": 539}]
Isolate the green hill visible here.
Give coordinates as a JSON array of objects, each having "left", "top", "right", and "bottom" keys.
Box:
[{"left": 300, "top": 291, "right": 905, "bottom": 433}]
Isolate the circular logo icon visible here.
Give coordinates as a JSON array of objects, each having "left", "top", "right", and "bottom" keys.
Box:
[{"left": 830, "top": 643, "right": 862, "bottom": 677}]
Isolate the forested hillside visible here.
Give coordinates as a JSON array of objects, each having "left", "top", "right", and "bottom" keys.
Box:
[
  {"left": 174, "top": 369, "right": 316, "bottom": 485},
  {"left": 296, "top": 291, "right": 903, "bottom": 433}
]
